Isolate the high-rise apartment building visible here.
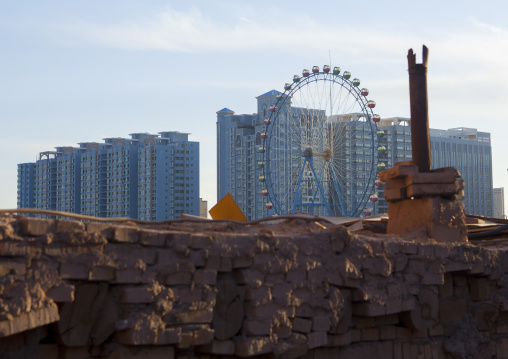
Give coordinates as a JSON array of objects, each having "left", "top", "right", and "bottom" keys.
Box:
[
  {"left": 493, "top": 187, "right": 505, "bottom": 219},
  {"left": 377, "top": 118, "right": 493, "bottom": 217},
  {"left": 199, "top": 198, "right": 208, "bottom": 218},
  {"left": 17, "top": 131, "right": 199, "bottom": 220},
  {"left": 17, "top": 163, "right": 35, "bottom": 209}
]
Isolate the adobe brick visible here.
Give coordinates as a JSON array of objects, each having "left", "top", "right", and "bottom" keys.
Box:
[
  {"left": 469, "top": 277, "right": 490, "bottom": 301},
  {"left": 307, "top": 331, "right": 327, "bottom": 349},
  {"left": 245, "top": 286, "right": 271, "bottom": 304},
  {"left": 434, "top": 244, "right": 450, "bottom": 259},
  {"left": 421, "top": 273, "right": 444, "bottom": 285},
  {"left": 0, "top": 261, "right": 26, "bottom": 276},
  {"left": 246, "top": 302, "right": 294, "bottom": 320},
  {"left": 219, "top": 257, "right": 232, "bottom": 272},
  {"left": 165, "top": 232, "right": 191, "bottom": 247},
  {"left": 496, "top": 339, "right": 508, "bottom": 359},
  {"left": 232, "top": 256, "right": 253, "bottom": 269},
  {"left": 295, "top": 303, "right": 314, "bottom": 318},
  {"left": 293, "top": 317, "right": 312, "bottom": 334},
  {"left": 47, "top": 284, "right": 75, "bottom": 302},
  {"left": 349, "top": 329, "right": 361, "bottom": 342},
  {"left": 439, "top": 273, "right": 453, "bottom": 298},
  {"left": 439, "top": 298, "right": 467, "bottom": 323},
  {"left": 139, "top": 229, "right": 167, "bottom": 246},
  {"left": 243, "top": 319, "right": 272, "bottom": 336},
  {"left": 19, "top": 217, "right": 54, "bottom": 236},
  {"left": 428, "top": 324, "right": 444, "bottom": 336},
  {"left": 177, "top": 332, "right": 193, "bottom": 349},
  {"left": 0, "top": 242, "right": 29, "bottom": 257},
  {"left": 399, "top": 241, "right": 418, "bottom": 254},
  {"left": 120, "top": 286, "right": 154, "bottom": 303},
  {"left": 189, "top": 250, "right": 207, "bottom": 268},
  {"left": 192, "top": 328, "right": 214, "bottom": 346},
  {"left": 173, "top": 309, "right": 213, "bottom": 324},
  {"left": 197, "top": 340, "right": 235, "bottom": 355},
  {"left": 474, "top": 303, "right": 499, "bottom": 331},
  {"left": 55, "top": 219, "right": 85, "bottom": 233},
  {"left": 352, "top": 301, "right": 386, "bottom": 317},
  {"left": 115, "top": 268, "right": 143, "bottom": 283},
  {"left": 327, "top": 332, "right": 351, "bottom": 347},
  {"left": 60, "top": 262, "right": 89, "bottom": 279},
  {"left": 156, "top": 248, "right": 178, "bottom": 265},
  {"left": 266, "top": 273, "right": 285, "bottom": 285},
  {"left": 235, "top": 336, "right": 273, "bottom": 357},
  {"left": 376, "top": 314, "right": 399, "bottom": 326},
  {"left": 113, "top": 226, "right": 139, "bottom": 243},
  {"left": 105, "top": 243, "right": 157, "bottom": 264},
  {"left": 385, "top": 177, "right": 406, "bottom": 190},
  {"left": 165, "top": 272, "right": 192, "bottom": 286},
  {"left": 191, "top": 234, "right": 213, "bottom": 249},
  {"left": 385, "top": 297, "right": 402, "bottom": 315},
  {"left": 235, "top": 268, "right": 264, "bottom": 286},
  {"left": 393, "top": 254, "right": 408, "bottom": 272},
  {"left": 379, "top": 326, "right": 397, "bottom": 340},
  {"left": 86, "top": 222, "right": 114, "bottom": 239},
  {"left": 470, "top": 261, "right": 486, "bottom": 274},
  {"left": 286, "top": 267, "right": 306, "bottom": 284},
  {"left": 414, "top": 329, "right": 428, "bottom": 338},
  {"left": 89, "top": 266, "right": 115, "bottom": 281},
  {"left": 445, "top": 261, "right": 472, "bottom": 272},
  {"left": 361, "top": 328, "right": 379, "bottom": 341},
  {"left": 177, "top": 287, "right": 203, "bottom": 303},
  {"left": 115, "top": 329, "right": 158, "bottom": 345},
  {"left": 454, "top": 286, "right": 469, "bottom": 296},
  {"left": 0, "top": 303, "right": 59, "bottom": 337},
  {"left": 193, "top": 270, "right": 217, "bottom": 285},
  {"left": 396, "top": 327, "right": 412, "bottom": 340},
  {"left": 393, "top": 342, "right": 402, "bottom": 359},
  {"left": 312, "top": 315, "right": 330, "bottom": 332},
  {"left": 354, "top": 317, "right": 376, "bottom": 329}
]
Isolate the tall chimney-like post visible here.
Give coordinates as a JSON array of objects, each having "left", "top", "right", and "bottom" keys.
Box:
[{"left": 408, "top": 45, "right": 431, "bottom": 172}]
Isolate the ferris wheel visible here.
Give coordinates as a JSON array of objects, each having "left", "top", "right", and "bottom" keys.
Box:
[{"left": 261, "top": 65, "right": 380, "bottom": 217}]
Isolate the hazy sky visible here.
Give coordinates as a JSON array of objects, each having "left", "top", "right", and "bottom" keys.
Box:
[{"left": 2, "top": 0, "right": 508, "bottom": 211}]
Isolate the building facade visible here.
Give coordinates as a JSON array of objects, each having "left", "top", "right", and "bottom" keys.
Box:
[
  {"left": 17, "top": 131, "right": 199, "bottom": 220},
  {"left": 377, "top": 118, "right": 494, "bottom": 217},
  {"left": 494, "top": 187, "right": 505, "bottom": 219},
  {"left": 199, "top": 198, "right": 208, "bottom": 218},
  {"left": 17, "top": 163, "right": 35, "bottom": 209}
]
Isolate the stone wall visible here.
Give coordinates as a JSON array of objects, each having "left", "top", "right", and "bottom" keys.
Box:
[{"left": 1, "top": 214, "right": 508, "bottom": 359}]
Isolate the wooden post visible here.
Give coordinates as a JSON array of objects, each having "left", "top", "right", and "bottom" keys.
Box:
[{"left": 408, "top": 45, "right": 431, "bottom": 172}]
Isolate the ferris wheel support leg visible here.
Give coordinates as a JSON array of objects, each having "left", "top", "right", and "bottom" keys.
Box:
[
  {"left": 329, "top": 166, "right": 346, "bottom": 216},
  {"left": 291, "top": 161, "right": 308, "bottom": 213},
  {"left": 307, "top": 159, "right": 333, "bottom": 217}
]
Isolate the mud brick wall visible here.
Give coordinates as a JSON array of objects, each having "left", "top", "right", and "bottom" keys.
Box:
[{"left": 1, "top": 214, "right": 508, "bottom": 359}]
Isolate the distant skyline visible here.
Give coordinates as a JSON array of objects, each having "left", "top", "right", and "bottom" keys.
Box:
[{"left": 2, "top": 1, "right": 508, "bottom": 213}]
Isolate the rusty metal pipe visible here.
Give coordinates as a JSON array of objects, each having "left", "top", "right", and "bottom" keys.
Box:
[{"left": 408, "top": 45, "right": 431, "bottom": 172}]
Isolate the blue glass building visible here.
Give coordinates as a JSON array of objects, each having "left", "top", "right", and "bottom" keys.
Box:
[
  {"left": 217, "top": 91, "right": 281, "bottom": 220},
  {"left": 17, "top": 131, "right": 199, "bottom": 220},
  {"left": 377, "top": 118, "right": 493, "bottom": 217},
  {"left": 17, "top": 163, "right": 35, "bottom": 209}
]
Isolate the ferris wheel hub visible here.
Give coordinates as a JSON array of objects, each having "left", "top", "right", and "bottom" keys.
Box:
[{"left": 303, "top": 147, "right": 332, "bottom": 162}]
